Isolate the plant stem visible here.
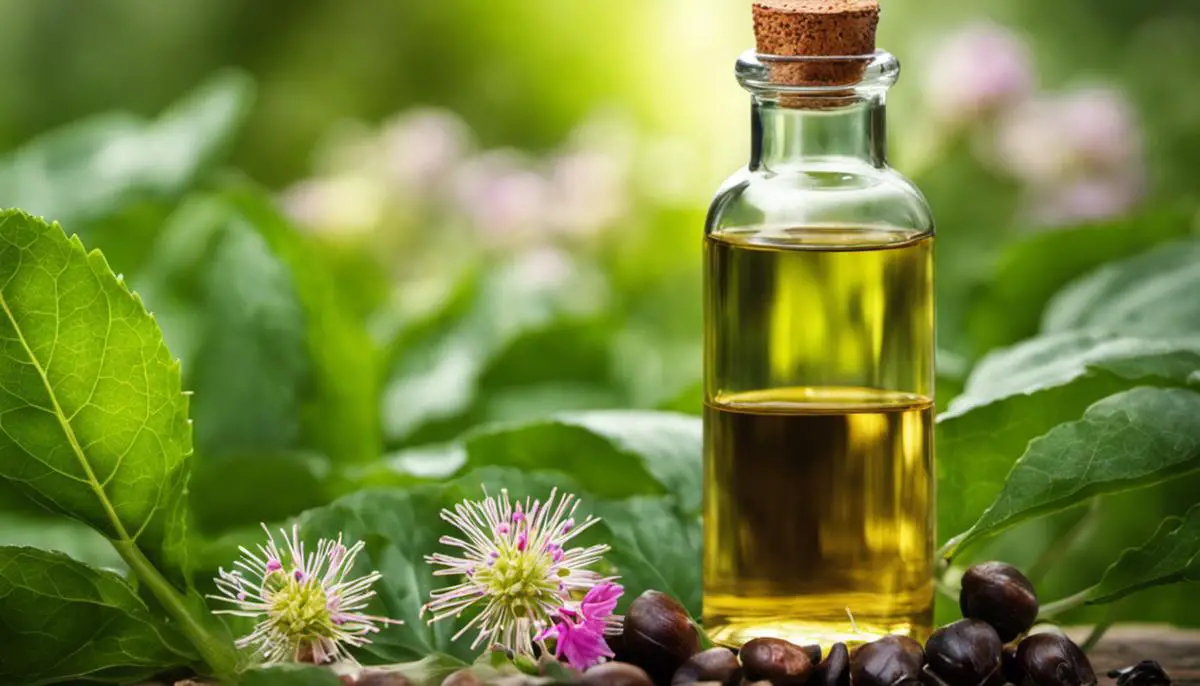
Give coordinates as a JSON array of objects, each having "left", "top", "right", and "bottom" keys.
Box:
[
  {"left": 1080, "top": 615, "right": 1114, "bottom": 653},
  {"left": 113, "top": 540, "right": 239, "bottom": 681},
  {"left": 1037, "top": 586, "right": 1096, "bottom": 619}
]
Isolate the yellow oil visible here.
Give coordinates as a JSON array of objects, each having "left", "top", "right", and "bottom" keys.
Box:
[{"left": 702, "top": 227, "right": 935, "bottom": 649}]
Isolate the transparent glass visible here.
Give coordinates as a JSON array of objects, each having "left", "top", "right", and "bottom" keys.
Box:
[{"left": 702, "top": 50, "right": 936, "bottom": 649}]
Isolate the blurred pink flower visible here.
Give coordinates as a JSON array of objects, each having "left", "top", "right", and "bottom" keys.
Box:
[
  {"left": 994, "top": 86, "right": 1146, "bottom": 224},
  {"left": 996, "top": 87, "right": 1143, "bottom": 182},
  {"left": 546, "top": 148, "right": 630, "bottom": 236},
  {"left": 380, "top": 108, "right": 470, "bottom": 196},
  {"left": 452, "top": 150, "right": 549, "bottom": 243},
  {"left": 279, "top": 176, "right": 387, "bottom": 234},
  {"left": 923, "top": 21, "right": 1034, "bottom": 124}
]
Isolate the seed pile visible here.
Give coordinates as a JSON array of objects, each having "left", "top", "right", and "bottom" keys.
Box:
[{"left": 559, "top": 561, "right": 1171, "bottom": 686}]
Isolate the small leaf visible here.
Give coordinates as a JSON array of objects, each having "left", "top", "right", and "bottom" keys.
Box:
[
  {"left": 936, "top": 331, "right": 1200, "bottom": 544},
  {"left": 1044, "top": 238, "right": 1200, "bottom": 337},
  {"left": 0, "top": 210, "right": 190, "bottom": 569},
  {"left": 949, "top": 387, "right": 1200, "bottom": 556},
  {"left": 0, "top": 547, "right": 194, "bottom": 686},
  {"left": 1087, "top": 502, "right": 1200, "bottom": 605}
]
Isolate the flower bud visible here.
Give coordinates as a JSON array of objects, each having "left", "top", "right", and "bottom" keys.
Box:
[
  {"left": 739, "top": 638, "right": 815, "bottom": 685},
  {"left": 960, "top": 562, "right": 1039, "bottom": 642},
  {"left": 924, "top": 619, "right": 1002, "bottom": 686},
  {"left": 623, "top": 591, "right": 700, "bottom": 684},
  {"left": 850, "top": 635, "right": 925, "bottom": 686}
]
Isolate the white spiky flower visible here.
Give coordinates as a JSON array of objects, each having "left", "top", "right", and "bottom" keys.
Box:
[
  {"left": 211, "top": 524, "right": 401, "bottom": 665},
  {"left": 422, "top": 488, "right": 614, "bottom": 657}
]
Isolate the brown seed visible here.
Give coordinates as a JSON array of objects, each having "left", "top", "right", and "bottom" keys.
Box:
[
  {"left": 672, "top": 647, "right": 742, "bottom": 686},
  {"left": 924, "top": 619, "right": 1003, "bottom": 686},
  {"left": 1016, "top": 634, "right": 1096, "bottom": 686},
  {"left": 582, "top": 662, "right": 656, "bottom": 686},
  {"left": 960, "top": 562, "right": 1039, "bottom": 643},
  {"left": 442, "top": 669, "right": 482, "bottom": 686},
  {"left": 850, "top": 635, "right": 925, "bottom": 686},
  {"left": 739, "top": 638, "right": 815, "bottom": 685},
  {"left": 812, "top": 643, "right": 849, "bottom": 686},
  {"left": 623, "top": 591, "right": 701, "bottom": 684},
  {"left": 357, "top": 671, "right": 413, "bottom": 686}
]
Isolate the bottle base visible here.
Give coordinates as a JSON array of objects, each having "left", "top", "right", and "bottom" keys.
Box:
[{"left": 703, "top": 593, "right": 932, "bottom": 651}]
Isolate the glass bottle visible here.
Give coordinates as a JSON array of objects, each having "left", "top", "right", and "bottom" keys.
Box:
[{"left": 702, "top": 48, "right": 936, "bottom": 649}]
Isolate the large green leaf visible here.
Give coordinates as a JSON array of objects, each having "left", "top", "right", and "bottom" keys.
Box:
[
  {"left": 0, "top": 211, "right": 239, "bottom": 676},
  {"left": 0, "top": 71, "right": 253, "bottom": 225},
  {"left": 947, "top": 387, "right": 1200, "bottom": 556},
  {"left": 1086, "top": 502, "right": 1200, "bottom": 605},
  {"left": 0, "top": 547, "right": 193, "bottom": 686},
  {"left": 597, "top": 497, "right": 701, "bottom": 616},
  {"left": 936, "top": 331, "right": 1200, "bottom": 544},
  {"left": 967, "top": 206, "right": 1196, "bottom": 353},
  {"left": 354, "top": 411, "right": 702, "bottom": 512},
  {"left": 1043, "top": 238, "right": 1200, "bottom": 336},
  {"left": 0, "top": 210, "right": 190, "bottom": 566},
  {"left": 139, "top": 186, "right": 379, "bottom": 467}
]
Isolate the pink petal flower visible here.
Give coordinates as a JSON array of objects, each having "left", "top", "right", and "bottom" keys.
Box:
[
  {"left": 554, "top": 618, "right": 614, "bottom": 670},
  {"left": 580, "top": 582, "right": 623, "bottom": 625}
]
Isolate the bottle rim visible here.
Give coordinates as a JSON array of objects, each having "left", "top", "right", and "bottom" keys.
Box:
[{"left": 736, "top": 49, "right": 900, "bottom": 95}]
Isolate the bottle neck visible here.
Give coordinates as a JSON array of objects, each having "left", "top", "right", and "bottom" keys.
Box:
[{"left": 751, "top": 94, "right": 888, "bottom": 170}]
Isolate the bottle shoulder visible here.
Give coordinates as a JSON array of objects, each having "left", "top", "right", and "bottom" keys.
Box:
[{"left": 706, "top": 162, "right": 934, "bottom": 234}]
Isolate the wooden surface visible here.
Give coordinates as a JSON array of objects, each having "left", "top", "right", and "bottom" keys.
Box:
[{"left": 1066, "top": 626, "right": 1200, "bottom": 685}]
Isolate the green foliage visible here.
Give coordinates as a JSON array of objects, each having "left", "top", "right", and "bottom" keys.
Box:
[
  {"left": 948, "top": 387, "right": 1200, "bottom": 555},
  {"left": 239, "top": 664, "right": 344, "bottom": 686},
  {"left": 0, "top": 547, "right": 194, "bottom": 686}
]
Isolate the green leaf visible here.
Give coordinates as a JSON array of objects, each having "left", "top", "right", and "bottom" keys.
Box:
[
  {"left": 0, "top": 547, "right": 193, "bottom": 686},
  {"left": 936, "top": 331, "right": 1200, "bottom": 544},
  {"left": 0, "top": 210, "right": 190, "bottom": 567},
  {"left": 140, "top": 186, "right": 379, "bottom": 466},
  {"left": 190, "top": 451, "right": 331, "bottom": 534},
  {"left": 239, "top": 664, "right": 343, "bottom": 686},
  {"left": 948, "top": 387, "right": 1200, "bottom": 556},
  {"left": 967, "top": 206, "right": 1196, "bottom": 353},
  {"left": 597, "top": 497, "right": 701, "bottom": 616},
  {"left": 0, "top": 71, "right": 253, "bottom": 225},
  {"left": 382, "top": 253, "right": 612, "bottom": 446},
  {"left": 354, "top": 411, "right": 702, "bottom": 513},
  {"left": 0, "top": 211, "right": 239, "bottom": 677},
  {"left": 1087, "top": 502, "right": 1200, "bottom": 605},
  {"left": 1043, "top": 238, "right": 1200, "bottom": 336}
]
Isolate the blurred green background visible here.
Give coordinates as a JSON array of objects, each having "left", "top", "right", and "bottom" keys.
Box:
[{"left": 2, "top": 0, "right": 1200, "bottom": 634}]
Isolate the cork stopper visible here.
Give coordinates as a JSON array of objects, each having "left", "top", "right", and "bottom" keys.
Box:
[{"left": 752, "top": 0, "right": 880, "bottom": 88}]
